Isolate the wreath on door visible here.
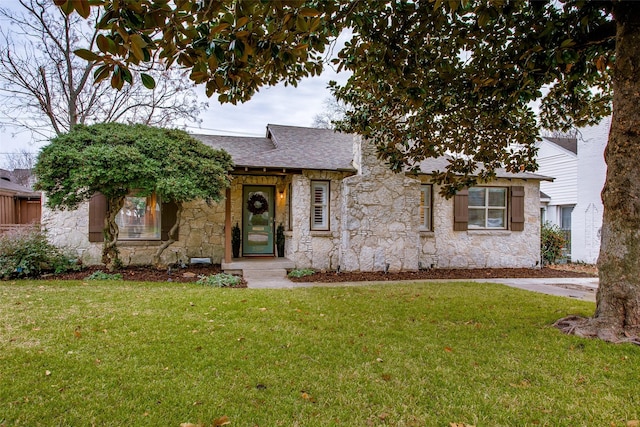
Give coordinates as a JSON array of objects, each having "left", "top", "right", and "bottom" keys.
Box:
[{"left": 247, "top": 193, "right": 269, "bottom": 215}]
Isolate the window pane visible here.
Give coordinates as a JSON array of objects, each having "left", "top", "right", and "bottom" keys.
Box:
[
  {"left": 468, "top": 188, "right": 486, "bottom": 207},
  {"left": 488, "top": 188, "right": 506, "bottom": 207},
  {"left": 468, "top": 208, "right": 485, "bottom": 228},
  {"left": 116, "top": 194, "right": 161, "bottom": 240},
  {"left": 561, "top": 206, "right": 573, "bottom": 229},
  {"left": 487, "top": 209, "right": 506, "bottom": 228}
]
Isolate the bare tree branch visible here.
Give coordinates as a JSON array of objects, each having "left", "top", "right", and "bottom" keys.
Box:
[{"left": 0, "top": 0, "right": 204, "bottom": 140}]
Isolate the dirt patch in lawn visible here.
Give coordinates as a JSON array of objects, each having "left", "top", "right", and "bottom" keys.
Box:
[{"left": 288, "top": 266, "right": 598, "bottom": 283}]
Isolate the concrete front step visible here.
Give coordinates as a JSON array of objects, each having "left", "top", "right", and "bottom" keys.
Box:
[
  {"left": 242, "top": 268, "right": 288, "bottom": 280},
  {"left": 221, "top": 257, "right": 295, "bottom": 274}
]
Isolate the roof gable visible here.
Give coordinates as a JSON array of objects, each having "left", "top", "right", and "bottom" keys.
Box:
[{"left": 543, "top": 137, "right": 578, "bottom": 154}]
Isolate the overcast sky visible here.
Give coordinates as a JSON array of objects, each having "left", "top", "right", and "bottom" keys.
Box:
[{"left": 0, "top": 0, "right": 350, "bottom": 168}]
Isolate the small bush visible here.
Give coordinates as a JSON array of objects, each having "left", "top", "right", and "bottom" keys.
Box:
[
  {"left": 197, "top": 273, "right": 241, "bottom": 287},
  {"left": 287, "top": 268, "right": 315, "bottom": 278},
  {"left": 541, "top": 222, "right": 568, "bottom": 265},
  {"left": 85, "top": 270, "right": 123, "bottom": 281},
  {"left": 0, "top": 227, "right": 76, "bottom": 279}
]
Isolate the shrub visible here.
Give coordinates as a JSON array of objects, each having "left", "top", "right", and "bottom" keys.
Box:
[
  {"left": 541, "top": 222, "right": 568, "bottom": 265},
  {"left": 85, "top": 270, "right": 123, "bottom": 281},
  {"left": 197, "top": 273, "right": 241, "bottom": 287},
  {"left": 287, "top": 268, "right": 315, "bottom": 278},
  {"left": 0, "top": 227, "right": 76, "bottom": 279}
]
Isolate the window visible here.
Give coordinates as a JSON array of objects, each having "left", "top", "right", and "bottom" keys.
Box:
[
  {"left": 116, "top": 193, "right": 161, "bottom": 240},
  {"left": 88, "top": 192, "right": 178, "bottom": 243},
  {"left": 311, "top": 181, "right": 329, "bottom": 230},
  {"left": 468, "top": 187, "right": 507, "bottom": 229},
  {"left": 419, "top": 185, "right": 432, "bottom": 231},
  {"left": 560, "top": 205, "right": 574, "bottom": 230}
]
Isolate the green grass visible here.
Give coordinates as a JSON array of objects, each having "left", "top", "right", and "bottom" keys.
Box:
[{"left": 0, "top": 280, "right": 638, "bottom": 427}]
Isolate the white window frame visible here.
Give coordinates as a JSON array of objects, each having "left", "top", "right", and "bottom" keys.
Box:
[
  {"left": 468, "top": 187, "right": 507, "bottom": 230},
  {"left": 419, "top": 184, "right": 432, "bottom": 231},
  {"left": 311, "top": 180, "right": 330, "bottom": 231}
]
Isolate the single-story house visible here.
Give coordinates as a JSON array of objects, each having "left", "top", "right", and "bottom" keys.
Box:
[{"left": 43, "top": 124, "right": 549, "bottom": 271}]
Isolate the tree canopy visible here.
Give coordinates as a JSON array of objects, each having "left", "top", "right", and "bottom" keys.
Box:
[
  {"left": 34, "top": 123, "right": 233, "bottom": 268},
  {"left": 59, "top": 0, "right": 640, "bottom": 342}
]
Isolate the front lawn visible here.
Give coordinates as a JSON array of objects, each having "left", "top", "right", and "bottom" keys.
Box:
[{"left": 0, "top": 280, "right": 637, "bottom": 426}]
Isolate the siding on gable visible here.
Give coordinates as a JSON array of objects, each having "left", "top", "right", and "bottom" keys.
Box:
[{"left": 537, "top": 139, "right": 578, "bottom": 206}]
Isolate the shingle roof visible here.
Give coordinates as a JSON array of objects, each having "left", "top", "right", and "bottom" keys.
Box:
[
  {"left": 544, "top": 137, "right": 578, "bottom": 154},
  {"left": 194, "top": 124, "right": 550, "bottom": 180},
  {"left": 0, "top": 178, "right": 40, "bottom": 197},
  {"left": 416, "top": 155, "right": 551, "bottom": 181},
  {"left": 194, "top": 124, "right": 355, "bottom": 171}
]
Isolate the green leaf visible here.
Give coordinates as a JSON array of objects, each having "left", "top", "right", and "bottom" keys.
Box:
[
  {"left": 74, "top": 49, "right": 99, "bottom": 61},
  {"left": 75, "top": 0, "right": 91, "bottom": 19},
  {"left": 140, "top": 73, "right": 156, "bottom": 89},
  {"left": 560, "top": 38, "right": 575, "bottom": 48}
]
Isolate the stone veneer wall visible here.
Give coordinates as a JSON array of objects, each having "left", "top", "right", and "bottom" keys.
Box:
[
  {"left": 421, "top": 179, "right": 541, "bottom": 269},
  {"left": 42, "top": 175, "right": 290, "bottom": 266},
  {"left": 339, "top": 136, "right": 422, "bottom": 272},
  {"left": 41, "top": 141, "right": 541, "bottom": 270},
  {"left": 286, "top": 171, "right": 347, "bottom": 270}
]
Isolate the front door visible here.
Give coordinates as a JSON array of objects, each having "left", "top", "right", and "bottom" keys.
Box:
[{"left": 242, "top": 186, "right": 275, "bottom": 255}]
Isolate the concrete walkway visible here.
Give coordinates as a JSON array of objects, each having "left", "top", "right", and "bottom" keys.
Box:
[{"left": 245, "top": 274, "right": 598, "bottom": 301}]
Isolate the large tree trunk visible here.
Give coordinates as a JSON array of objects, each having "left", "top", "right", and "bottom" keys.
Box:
[
  {"left": 556, "top": 4, "right": 640, "bottom": 344},
  {"left": 101, "top": 195, "right": 125, "bottom": 271}
]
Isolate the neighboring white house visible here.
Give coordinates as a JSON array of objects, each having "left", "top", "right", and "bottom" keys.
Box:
[
  {"left": 42, "top": 124, "right": 550, "bottom": 271},
  {"left": 537, "top": 117, "right": 609, "bottom": 263}
]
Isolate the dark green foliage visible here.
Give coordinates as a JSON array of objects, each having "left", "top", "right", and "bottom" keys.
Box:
[
  {"left": 84, "top": 270, "right": 123, "bottom": 281},
  {"left": 541, "top": 222, "right": 568, "bottom": 265},
  {"left": 196, "top": 273, "right": 241, "bottom": 287},
  {"left": 287, "top": 268, "right": 315, "bottom": 278},
  {"left": 34, "top": 123, "right": 234, "bottom": 209},
  {"left": 34, "top": 123, "right": 234, "bottom": 268},
  {"left": 62, "top": 1, "right": 616, "bottom": 193},
  {"left": 0, "top": 228, "right": 77, "bottom": 279}
]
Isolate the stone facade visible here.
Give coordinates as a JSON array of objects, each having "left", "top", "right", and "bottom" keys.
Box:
[
  {"left": 423, "top": 179, "right": 541, "bottom": 269},
  {"left": 340, "top": 136, "right": 422, "bottom": 272},
  {"left": 43, "top": 134, "right": 542, "bottom": 271},
  {"left": 42, "top": 175, "right": 290, "bottom": 266}
]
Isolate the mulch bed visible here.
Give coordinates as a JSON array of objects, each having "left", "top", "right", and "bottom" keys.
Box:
[
  {"left": 288, "top": 267, "right": 597, "bottom": 283},
  {"left": 45, "top": 264, "right": 247, "bottom": 286},
  {"left": 44, "top": 264, "right": 596, "bottom": 285}
]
